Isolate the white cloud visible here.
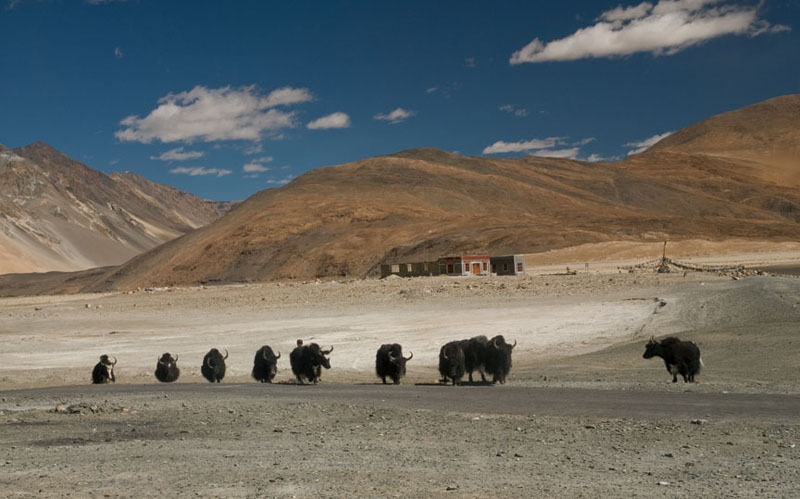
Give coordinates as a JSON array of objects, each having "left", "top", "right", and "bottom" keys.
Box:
[
  {"left": 243, "top": 143, "right": 263, "bottom": 155},
  {"left": 530, "top": 147, "right": 581, "bottom": 159},
  {"left": 426, "top": 87, "right": 438, "bottom": 94},
  {"left": 625, "top": 130, "right": 674, "bottom": 155},
  {"left": 115, "top": 85, "right": 313, "bottom": 143},
  {"left": 150, "top": 146, "right": 204, "bottom": 161},
  {"left": 114, "top": 47, "right": 123, "bottom": 58},
  {"left": 306, "top": 112, "right": 351, "bottom": 130},
  {"left": 499, "top": 104, "right": 529, "bottom": 117},
  {"left": 374, "top": 107, "right": 415, "bottom": 124},
  {"left": 572, "top": 137, "right": 596, "bottom": 146},
  {"left": 243, "top": 163, "right": 270, "bottom": 173},
  {"left": 267, "top": 175, "right": 294, "bottom": 185},
  {"left": 482, "top": 137, "right": 564, "bottom": 154},
  {"left": 510, "top": 1, "right": 790, "bottom": 64},
  {"left": 464, "top": 57, "right": 477, "bottom": 68},
  {"left": 170, "top": 166, "right": 232, "bottom": 177},
  {"left": 586, "top": 153, "right": 614, "bottom": 162}
]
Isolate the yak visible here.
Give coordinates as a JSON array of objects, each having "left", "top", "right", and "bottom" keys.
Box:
[
  {"left": 201, "top": 348, "right": 229, "bottom": 383},
  {"left": 155, "top": 353, "right": 180, "bottom": 383},
  {"left": 461, "top": 335, "right": 489, "bottom": 383},
  {"left": 252, "top": 345, "right": 281, "bottom": 383},
  {"left": 643, "top": 336, "right": 702, "bottom": 383},
  {"left": 484, "top": 335, "right": 516, "bottom": 384},
  {"left": 438, "top": 340, "right": 466, "bottom": 386},
  {"left": 91, "top": 354, "right": 117, "bottom": 384},
  {"left": 375, "top": 343, "right": 413, "bottom": 384},
  {"left": 290, "top": 341, "right": 333, "bottom": 384}
]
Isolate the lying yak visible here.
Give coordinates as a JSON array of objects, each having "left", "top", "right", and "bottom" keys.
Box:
[
  {"left": 643, "top": 336, "right": 703, "bottom": 383},
  {"left": 155, "top": 353, "right": 180, "bottom": 383},
  {"left": 484, "top": 335, "right": 516, "bottom": 384},
  {"left": 438, "top": 340, "right": 466, "bottom": 386},
  {"left": 375, "top": 343, "right": 413, "bottom": 384},
  {"left": 201, "top": 348, "right": 229, "bottom": 383},
  {"left": 252, "top": 345, "right": 281, "bottom": 383},
  {"left": 460, "top": 335, "right": 489, "bottom": 383},
  {"left": 290, "top": 341, "right": 333, "bottom": 384},
  {"left": 91, "top": 354, "right": 117, "bottom": 384}
]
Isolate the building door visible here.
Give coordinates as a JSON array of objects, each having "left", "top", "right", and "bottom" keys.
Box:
[{"left": 472, "top": 263, "right": 481, "bottom": 275}]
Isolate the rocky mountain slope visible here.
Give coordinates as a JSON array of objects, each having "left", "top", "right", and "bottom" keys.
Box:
[
  {"left": 0, "top": 142, "right": 224, "bottom": 274},
  {"left": 2, "top": 95, "right": 798, "bottom": 294}
]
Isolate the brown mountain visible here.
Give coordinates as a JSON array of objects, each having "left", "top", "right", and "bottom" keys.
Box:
[
  {"left": 0, "top": 142, "right": 225, "bottom": 274},
  {"left": 2, "top": 95, "right": 799, "bottom": 294}
]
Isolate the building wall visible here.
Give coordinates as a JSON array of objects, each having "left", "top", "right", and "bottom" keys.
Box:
[{"left": 491, "top": 255, "right": 526, "bottom": 275}]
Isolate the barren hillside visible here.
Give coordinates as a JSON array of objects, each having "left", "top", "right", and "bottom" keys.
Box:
[
  {"left": 2, "top": 95, "right": 799, "bottom": 294},
  {"left": 0, "top": 142, "right": 225, "bottom": 274}
]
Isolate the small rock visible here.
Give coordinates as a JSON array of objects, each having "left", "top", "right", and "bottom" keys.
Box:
[
  {"left": 690, "top": 419, "right": 708, "bottom": 425},
  {"left": 663, "top": 453, "right": 674, "bottom": 458},
  {"left": 658, "top": 481, "right": 670, "bottom": 486},
  {"left": 445, "top": 485, "right": 458, "bottom": 491},
  {"left": 55, "top": 403, "right": 67, "bottom": 413}
]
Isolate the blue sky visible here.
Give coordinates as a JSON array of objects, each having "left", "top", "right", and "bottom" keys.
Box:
[{"left": 1, "top": 0, "right": 798, "bottom": 201}]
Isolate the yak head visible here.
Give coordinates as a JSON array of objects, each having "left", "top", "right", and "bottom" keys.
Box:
[
  {"left": 99, "top": 354, "right": 117, "bottom": 367},
  {"left": 205, "top": 348, "right": 229, "bottom": 368},
  {"left": 643, "top": 337, "right": 660, "bottom": 359},
  {"left": 158, "top": 352, "right": 178, "bottom": 366},
  {"left": 309, "top": 344, "right": 334, "bottom": 369},
  {"left": 388, "top": 346, "right": 413, "bottom": 375}
]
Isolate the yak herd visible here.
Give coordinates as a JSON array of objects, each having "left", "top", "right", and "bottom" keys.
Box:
[{"left": 90, "top": 334, "right": 703, "bottom": 386}]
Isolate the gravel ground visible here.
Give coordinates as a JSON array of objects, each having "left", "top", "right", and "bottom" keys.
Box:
[{"left": 1, "top": 272, "right": 799, "bottom": 497}]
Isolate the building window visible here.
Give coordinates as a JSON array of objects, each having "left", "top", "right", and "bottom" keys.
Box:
[
  {"left": 483, "top": 262, "right": 487, "bottom": 271},
  {"left": 407, "top": 263, "right": 412, "bottom": 272},
  {"left": 517, "top": 262, "right": 523, "bottom": 272},
  {"left": 447, "top": 264, "right": 454, "bottom": 273},
  {"left": 503, "top": 263, "right": 508, "bottom": 271},
  {"left": 391, "top": 264, "right": 400, "bottom": 273}
]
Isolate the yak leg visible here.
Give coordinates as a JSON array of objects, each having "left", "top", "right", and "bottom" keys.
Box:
[
  {"left": 393, "top": 375, "right": 400, "bottom": 385},
  {"left": 468, "top": 371, "right": 474, "bottom": 383},
  {"left": 382, "top": 376, "right": 387, "bottom": 384},
  {"left": 479, "top": 368, "right": 487, "bottom": 383}
]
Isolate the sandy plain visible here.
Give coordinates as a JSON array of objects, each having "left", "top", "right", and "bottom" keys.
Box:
[{"left": 1, "top": 259, "right": 800, "bottom": 497}]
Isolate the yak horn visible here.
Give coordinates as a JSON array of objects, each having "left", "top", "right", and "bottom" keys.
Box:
[
  {"left": 262, "top": 348, "right": 269, "bottom": 360},
  {"left": 405, "top": 352, "right": 413, "bottom": 361},
  {"left": 322, "top": 346, "right": 334, "bottom": 355},
  {"left": 223, "top": 349, "right": 229, "bottom": 360},
  {"left": 442, "top": 350, "right": 448, "bottom": 360},
  {"left": 174, "top": 355, "right": 179, "bottom": 363},
  {"left": 206, "top": 356, "right": 214, "bottom": 368},
  {"left": 157, "top": 357, "right": 165, "bottom": 366},
  {"left": 511, "top": 340, "right": 517, "bottom": 349},
  {"left": 112, "top": 356, "right": 118, "bottom": 365},
  {"left": 275, "top": 351, "right": 281, "bottom": 359},
  {"left": 492, "top": 339, "right": 499, "bottom": 349}
]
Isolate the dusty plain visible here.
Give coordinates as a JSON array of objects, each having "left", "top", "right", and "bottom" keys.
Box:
[{"left": 2, "top": 259, "right": 800, "bottom": 497}]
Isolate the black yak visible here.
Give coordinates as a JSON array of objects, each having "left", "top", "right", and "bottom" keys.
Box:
[
  {"left": 252, "top": 345, "right": 281, "bottom": 383},
  {"left": 438, "top": 341, "right": 466, "bottom": 386},
  {"left": 290, "top": 341, "right": 333, "bottom": 384},
  {"left": 91, "top": 354, "right": 117, "bottom": 384},
  {"left": 201, "top": 348, "right": 228, "bottom": 383},
  {"left": 643, "top": 336, "right": 702, "bottom": 383},
  {"left": 375, "top": 343, "right": 413, "bottom": 384},
  {"left": 484, "top": 335, "right": 516, "bottom": 384},
  {"left": 155, "top": 353, "right": 180, "bottom": 383}
]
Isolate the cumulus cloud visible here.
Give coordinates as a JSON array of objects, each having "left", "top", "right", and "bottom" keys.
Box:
[
  {"left": 150, "top": 146, "right": 204, "bottom": 161},
  {"left": 482, "top": 137, "right": 564, "bottom": 154},
  {"left": 625, "top": 130, "right": 674, "bottom": 155},
  {"left": 114, "top": 47, "right": 123, "bottom": 58},
  {"left": 510, "top": 1, "right": 790, "bottom": 64},
  {"left": 464, "top": 57, "right": 477, "bottom": 68},
  {"left": 170, "top": 166, "right": 232, "bottom": 177},
  {"left": 306, "top": 112, "right": 351, "bottom": 130},
  {"left": 499, "top": 104, "right": 529, "bottom": 117},
  {"left": 374, "top": 107, "right": 415, "bottom": 124},
  {"left": 115, "top": 85, "right": 313, "bottom": 143}
]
